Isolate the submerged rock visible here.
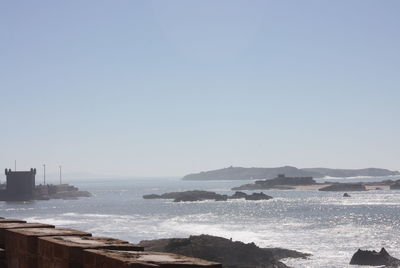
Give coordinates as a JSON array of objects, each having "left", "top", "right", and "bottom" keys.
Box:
[
  {"left": 350, "top": 248, "right": 400, "bottom": 266},
  {"left": 343, "top": 193, "right": 351, "bottom": 197},
  {"left": 139, "top": 234, "right": 310, "bottom": 268}
]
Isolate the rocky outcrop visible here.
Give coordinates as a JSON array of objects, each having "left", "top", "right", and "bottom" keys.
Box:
[
  {"left": 143, "top": 191, "right": 226, "bottom": 202},
  {"left": 350, "top": 248, "right": 400, "bottom": 266},
  {"left": 244, "top": 192, "right": 273, "bottom": 201},
  {"left": 229, "top": 191, "right": 248, "bottom": 199},
  {"left": 390, "top": 180, "right": 400, "bottom": 190},
  {"left": 319, "top": 183, "right": 367, "bottom": 192},
  {"left": 143, "top": 190, "right": 273, "bottom": 202},
  {"left": 232, "top": 174, "right": 316, "bottom": 190},
  {"left": 139, "top": 235, "right": 310, "bottom": 268}
]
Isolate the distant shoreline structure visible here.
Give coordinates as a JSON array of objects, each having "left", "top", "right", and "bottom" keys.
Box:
[
  {"left": 182, "top": 166, "right": 400, "bottom": 181},
  {"left": 0, "top": 168, "right": 91, "bottom": 201}
]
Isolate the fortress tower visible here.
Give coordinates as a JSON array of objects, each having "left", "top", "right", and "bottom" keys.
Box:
[{"left": 5, "top": 168, "right": 36, "bottom": 200}]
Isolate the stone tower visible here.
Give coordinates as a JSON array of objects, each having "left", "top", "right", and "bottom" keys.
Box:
[{"left": 5, "top": 168, "right": 36, "bottom": 200}]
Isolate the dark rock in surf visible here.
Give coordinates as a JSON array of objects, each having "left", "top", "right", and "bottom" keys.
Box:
[
  {"left": 350, "top": 248, "right": 400, "bottom": 266},
  {"left": 245, "top": 192, "right": 273, "bottom": 201}
]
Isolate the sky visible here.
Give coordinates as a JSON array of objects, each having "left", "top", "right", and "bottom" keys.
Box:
[{"left": 0, "top": 1, "right": 399, "bottom": 179}]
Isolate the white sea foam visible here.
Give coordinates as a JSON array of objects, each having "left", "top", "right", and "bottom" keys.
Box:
[{"left": 23, "top": 216, "right": 82, "bottom": 226}]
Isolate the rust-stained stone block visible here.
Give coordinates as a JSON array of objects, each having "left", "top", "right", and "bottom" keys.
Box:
[
  {"left": 83, "top": 249, "right": 222, "bottom": 268},
  {"left": 0, "top": 222, "right": 55, "bottom": 248},
  {"left": 0, "top": 218, "right": 26, "bottom": 224},
  {"left": 38, "top": 236, "right": 144, "bottom": 268},
  {"left": 0, "top": 249, "right": 4, "bottom": 268},
  {"left": 5, "top": 228, "right": 91, "bottom": 268}
]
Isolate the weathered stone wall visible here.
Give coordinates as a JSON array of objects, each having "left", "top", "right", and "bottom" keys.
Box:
[{"left": 0, "top": 217, "right": 222, "bottom": 268}]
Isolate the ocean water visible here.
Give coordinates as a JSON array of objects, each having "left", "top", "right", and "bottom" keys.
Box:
[{"left": 1, "top": 176, "right": 400, "bottom": 268}]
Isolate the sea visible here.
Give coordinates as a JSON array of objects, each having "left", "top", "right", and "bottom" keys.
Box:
[{"left": 1, "top": 176, "right": 400, "bottom": 268}]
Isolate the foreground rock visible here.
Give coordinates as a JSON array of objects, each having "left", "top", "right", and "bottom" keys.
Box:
[
  {"left": 139, "top": 235, "right": 310, "bottom": 268},
  {"left": 319, "top": 183, "right": 367, "bottom": 192},
  {"left": 350, "top": 248, "right": 400, "bottom": 266},
  {"left": 232, "top": 174, "right": 316, "bottom": 190},
  {"left": 143, "top": 190, "right": 272, "bottom": 202}
]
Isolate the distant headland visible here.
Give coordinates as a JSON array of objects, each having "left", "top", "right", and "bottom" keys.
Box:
[{"left": 182, "top": 166, "right": 400, "bottom": 181}]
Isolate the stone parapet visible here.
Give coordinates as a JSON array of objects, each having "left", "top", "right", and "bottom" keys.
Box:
[
  {"left": 0, "top": 222, "right": 55, "bottom": 248},
  {"left": 38, "top": 236, "right": 143, "bottom": 268},
  {"left": 0, "top": 217, "right": 221, "bottom": 268},
  {"left": 5, "top": 228, "right": 91, "bottom": 268}
]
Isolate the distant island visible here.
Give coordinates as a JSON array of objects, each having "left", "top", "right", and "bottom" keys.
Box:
[{"left": 182, "top": 166, "right": 399, "bottom": 181}]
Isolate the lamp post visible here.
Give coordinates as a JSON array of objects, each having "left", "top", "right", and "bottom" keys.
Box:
[
  {"left": 59, "top": 165, "right": 62, "bottom": 185},
  {"left": 43, "top": 164, "right": 46, "bottom": 185}
]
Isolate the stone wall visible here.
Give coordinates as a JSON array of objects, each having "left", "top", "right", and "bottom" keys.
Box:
[{"left": 0, "top": 216, "right": 222, "bottom": 268}]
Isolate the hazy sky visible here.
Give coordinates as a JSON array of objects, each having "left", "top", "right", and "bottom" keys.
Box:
[{"left": 1, "top": 1, "right": 399, "bottom": 178}]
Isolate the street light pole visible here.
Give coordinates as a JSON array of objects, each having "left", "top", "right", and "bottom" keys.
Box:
[
  {"left": 59, "top": 165, "right": 62, "bottom": 185},
  {"left": 43, "top": 164, "right": 46, "bottom": 185}
]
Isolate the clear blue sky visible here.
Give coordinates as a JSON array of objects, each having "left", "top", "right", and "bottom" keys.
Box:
[{"left": 1, "top": 1, "right": 399, "bottom": 178}]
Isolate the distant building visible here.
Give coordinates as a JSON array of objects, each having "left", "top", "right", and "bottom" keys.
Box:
[{"left": 4, "top": 168, "right": 36, "bottom": 200}]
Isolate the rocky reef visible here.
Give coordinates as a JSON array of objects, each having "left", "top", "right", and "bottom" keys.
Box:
[
  {"left": 143, "top": 190, "right": 272, "bottom": 202},
  {"left": 350, "top": 248, "right": 400, "bottom": 266},
  {"left": 232, "top": 174, "right": 316, "bottom": 190},
  {"left": 139, "top": 234, "right": 310, "bottom": 268},
  {"left": 318, "top": 183, "right": 367, "bottom": 192}
]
